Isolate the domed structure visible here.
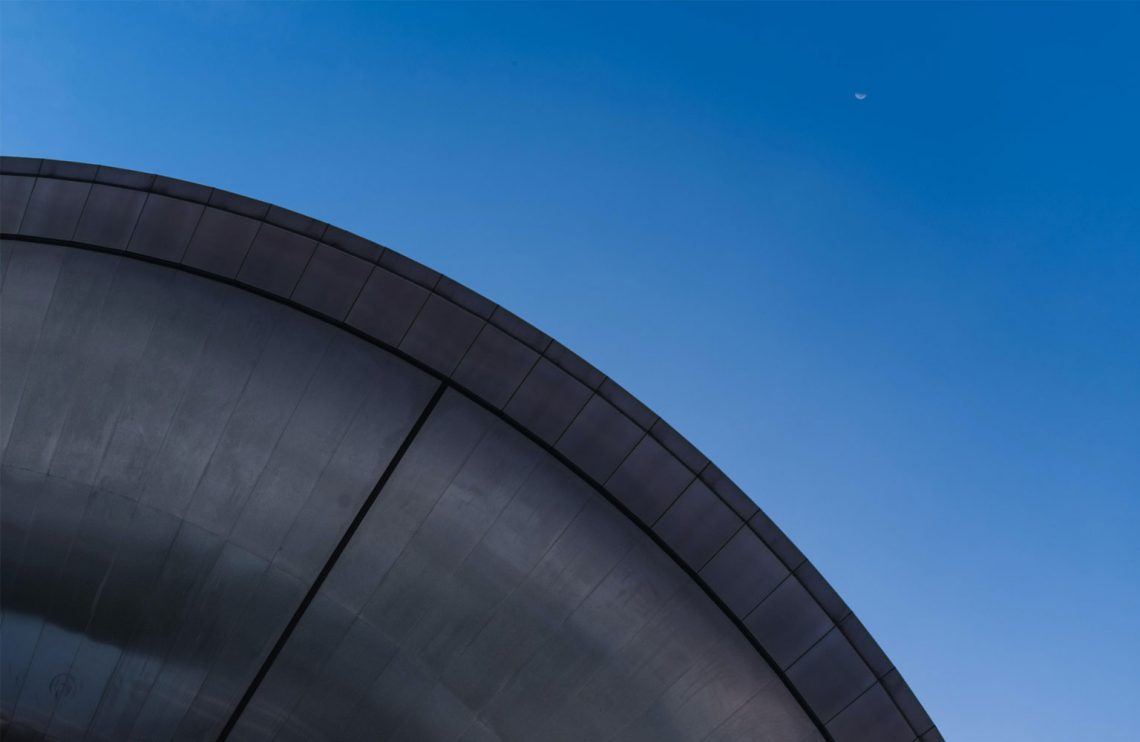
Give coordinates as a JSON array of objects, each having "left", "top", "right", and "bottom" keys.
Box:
[{"left": 0, "top": 157, "right": 939, "bottom": 742}]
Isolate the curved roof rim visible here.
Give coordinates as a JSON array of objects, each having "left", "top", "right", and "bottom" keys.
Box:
[{"left": 0, "top": 155, "right": 939, "bottom": 742}]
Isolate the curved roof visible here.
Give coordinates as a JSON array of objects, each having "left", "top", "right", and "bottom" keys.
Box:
[{"left": 0, "top": 156, "right": 940, "bottom": 742}]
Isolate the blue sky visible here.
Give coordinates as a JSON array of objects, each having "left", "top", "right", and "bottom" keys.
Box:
[{"left": 2, "top": 3, "right": 1138, "bottom": 739}]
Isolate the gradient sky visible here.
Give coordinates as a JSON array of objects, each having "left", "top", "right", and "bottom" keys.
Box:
[{"left": 2, "top": 3, "right": 1138, "bottom": 740}]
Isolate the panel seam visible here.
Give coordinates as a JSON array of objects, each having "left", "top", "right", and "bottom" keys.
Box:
[{"left": 215, "top": 382, "right": 446, "bottom": 741}]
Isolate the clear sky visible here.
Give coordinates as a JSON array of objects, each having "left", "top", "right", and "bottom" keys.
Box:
[{"left": 2, "top": 3, "right": 1138, "bottom": 739}]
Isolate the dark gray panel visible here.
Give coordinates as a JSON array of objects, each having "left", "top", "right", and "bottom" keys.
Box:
[
  {"left": 796, "top": 561, "right": 851, "bottom": 623},
  {"left": 839, "top": 614, "right": 893, "bottom": 679},
  {"left": 43, "top": 503, "right": 182, "bottom": 739},
  {"left": 123, "top": 543, "right": 268, "bottom": 741},
  {"left": 743, "top": 576, "right": 833, "bottom": 670},
  {"left": 483, "top": 539, "right": 686, "bottom": 740},
  {"left": 699, "top": 463, "right": 759, "bottom": 520},
  {"left": 91, "top": 270, "right": 235, "bottom": 497},
  {"left": 278, "top": 616, "right": 400, "bottom": 740},
  {"left": 489, "top": 305, "right": 551, "bottom": 352},
  {"left": 605, "top": 431, "right": 697, "bottom": 524},
  {"left": 786, "top": 628, "right": 875, "bottom": 722},
  {"left": 533, "top": 590, "right": 697, "bottom": 741},
  {"left": 653, "top": 479, "right": 742, "bottom": 570},
  {"left": 555, "top": 394, "right": 644, "bottom": 483},
  {"left": 39, "top": 160, "right": 97, "bottom": 180},
  {"left": 321, "top": 224, "right": 381, "bottom": 263},
  {"left": 700, "top": 685, "right": 824, "bottom": 742},
  {"left": 18, "top": 178, "right": 91, "bottom": 240},
  {"left": 458, "top": 721, "right": 504, "bottom": 742},
  {"left": 73, "top": 184, "right": 147, "bottom": 250},
  {"left": 1, "top": 471, "right": 89, "bottom": 723},
  {"left": 380, "top": 247, "right": 440, "bottom": 288},
  {"left": 385, "top": 681, "right": 476, "bottom": 742},
  {"left": 827, "top": 683, "right": 915, "bottom": 742},
  {"left": 436, "top": 275, "right": 495, "bottom": 319},
  {"left": 290, "top": 242, "right": 371, "bottom": 321},
  {"left": 882, "top": 668, "right": 932, "bottom": 735},
  {"left": 399, "top": 294, "right": 485, "bottom": 375},
  {"left": 208, "top": 188, "right": 270, "bottom": 220},
  {"left": 265, "top": 204, "right": 326, "bottom": 240},
  {"left": 0, "top": 174, "right": 35, "bottom": 233},
  {"left": 235, "top": 222, "right": 318, "bottom": 298},
  {"left": 94, "top": 165, "right": 155, "bottom": 190},
  {"left": 127, "top": 193, "right": 203, "bottom": 262},
  {"left": 152, "top": 174, "right": 211, "bottom": 203},
  {"left": 82, "top": 520, "right": 223, "bottom": 739},
  {"left": 0, "top": 468, "right": 41, "bottom": 629},
  {"left": 225, "top": 595, "right": 356, "bottom": 741},
  {"left": 44, "top": 249, "right": 181, "bottom": 485},
  {"left": 699, "top": 525, "right": 788, "bottom": 618},
  {"left": 3, "top": 248, "right": 122, "bottom": 474},
  {"left": 750, "top": 508, "right": 807, "bottom": 571},
  {"left": 594, "top": 579, "right": 797, "bottom": 742},
  {"left": 389, "top": 452, "right": 588, "bottom": 675},
  {"left": 176, "top": 317, "right": 334, "bottom": 536},
  {"left": 226, "top": 335, "right": 427, "bottom": 573},
  {"left": 503, "top": 358, "right": 591, "bottom": 445},
  {"left": 451, "top": 324, "right": 539, "bottom": 408},
  {"left": 444, "top": 495, "right": 639, "bottom": 713},
  {"left": 181, "top": 206, "right": 261, "bottom": 278},
  {"left": 0, "top": 156, "right": 42, "bottom": 175},
  {"left": 130, "top": 290, "right": 279, "bottom": 518},
  {"left": 318, "top": 389, "right": 496, "bottom": 613},
  {"left": 171, "top": 568, "right": 305, "bottom": 741},
  {"left": 0, "top": 244, "right": 436, "bottom": 740},
  {"left": 0, "top": 242, "right": 66, "bottom": 453},
  {"left": 269, "top": 348, "right": 437, "bottom": 581},
  {"left": 598, "top": 377, "right": 657, "bottom": 429},
  {"left": 649, "top": 417, "right": 708, "bottom": 473},
  {"left": 345, "top": 266, "right": 430, "bottom": 346},
  {"left": 332, "top": 650, "right": 438, "bottom": 741},
  {"left": 544, "top": 339, "right": 604, "bottom": 389}
]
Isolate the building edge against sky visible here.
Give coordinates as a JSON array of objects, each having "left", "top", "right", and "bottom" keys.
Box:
[{"left": 0, "top": 156, "right": 940, "bottom": 742}]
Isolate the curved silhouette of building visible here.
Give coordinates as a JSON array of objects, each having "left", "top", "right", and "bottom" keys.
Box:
[{"left": 0, "top": 157, "right": 939, "bottom": 742}]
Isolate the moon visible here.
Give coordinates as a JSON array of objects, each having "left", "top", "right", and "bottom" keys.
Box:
[{"left": 854, "top": 92, "right": 867, "bottom": 100}]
